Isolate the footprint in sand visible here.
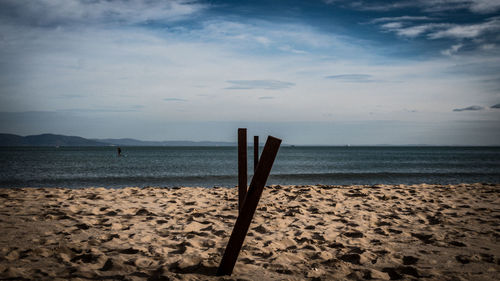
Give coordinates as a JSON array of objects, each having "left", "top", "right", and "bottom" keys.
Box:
[
  {"left": 449, "top": 241, "right": 466, "bottom": 247},
  {"left": 455, "top": 255, "right": 471, "bottom": 264},
  {"left": 382, "top": 266, "right": 420, "bottom": 279},
  {"left": 403, "top": 256, "right": 419, "bottom": 265},
  {"left": 71, "top": 253, "right": 100, "bottom": 263},
  {"left": 75, "top": 223, "right": 90, "bottom": 230},
  {"left": 135, "top": 208, "right": 156, "bottom": 216},
  {"left": 106, "top": 210, "right": 119, "bottom": 216},
  {"left": 100, "top": 258, "right": 114, "bottom": 271},
  {"left": 101, "top": 233, "right": 119, "bottom": 242},
  {"left": 411, "top": 232, "right": 434, "bottom": 244},
  {"left": 339, "top": 253, "right": 361, "bottom": 264}
]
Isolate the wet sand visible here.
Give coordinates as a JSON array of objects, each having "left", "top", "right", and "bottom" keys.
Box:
[{"left": 0, "top": 183, "right": 499, "bottom": 280}]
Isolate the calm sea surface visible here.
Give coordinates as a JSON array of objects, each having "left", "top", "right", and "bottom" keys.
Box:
[{"left": 1, "top": 146, "right": 499, "bottom": 188}]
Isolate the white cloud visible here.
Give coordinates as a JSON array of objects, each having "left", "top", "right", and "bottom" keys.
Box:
[
  {"left": 453, "top": 105, "right": 485, "bottom": 111},
  {"left": 325, "top": 74, "right": 374, "bottom": 82},
  {"left": 467, "top": 0, "right": 500, "bottom": 13},
  {"left": 371, "top": 16, "right": 434, "bottom": 23},
  {"left": 197, "top": 19, "right": 350, "bottom": 51},
  {"left": 481, "top": 43, "right": 496, "bottom": 50},
  {"left": 428, "top": 17, "right": 500, "bottom": 39},
  {"left": 380, "top": 22, "right": 404, "bottom": 29},
  {"left": 397, "top": 25, "right": 434, "bottom": 37},
  {"left": 0, "top": 0, "right": 206, "bottom": 26},
  {"left": 255, "top": 36, "right": 272, "bottom": 46},
  {"left": 278, "top": 45, "right": 308, "bottom": 54},
  {"left": 349, "top": 1, "right": 415, "bottom": 11},
  {"left": 343, "top": 0, "right": 500, "bottom": 14},
  {"left": 225, "top": 80, "right": 295, "bottom": 90},
  {"left": 441, "top": 43, "right": 463, "bottom": 56},
  {"left": 378, "top": 16, "right": 500, "bottom": 47},
  {"left": 384, "top": 23, "right": 446, "bottom": 38},
  {"left": 164, "top": 98, "right": 187, "bottom": 102}
]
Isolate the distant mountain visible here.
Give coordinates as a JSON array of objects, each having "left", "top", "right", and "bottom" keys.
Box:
[
  {"left": 0, "top": 133, "right": 107, "bottom": 146},
  {"left": 0, "top": 133, "right": 236, "bottom": 146},
  {"left": 0, "top": 133, "right": 26, "bottom": 146},
  {"left": 95, "top": 138, "right": 236, "bottom": 146}
]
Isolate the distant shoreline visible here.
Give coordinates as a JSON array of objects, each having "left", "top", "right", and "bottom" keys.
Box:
[{"left": 2, "top": 133, "right": 500, "bottom": 147}]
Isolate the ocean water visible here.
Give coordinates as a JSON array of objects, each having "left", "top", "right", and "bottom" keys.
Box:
[{"left": 0, "top": 146, "right": 499, "bottom": 188}]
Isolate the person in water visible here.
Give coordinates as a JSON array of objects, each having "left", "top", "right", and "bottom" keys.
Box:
[{"left": 117, "top": 147, "right": 121, "bottom": 156}]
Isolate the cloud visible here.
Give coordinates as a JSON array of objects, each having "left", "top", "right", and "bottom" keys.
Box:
[
  {"left": 377, "top": 16, "right": 500, "bottom": 52},
  {"left": 338, "top": 0, "right": 500, "bottom": 14},
  {"left": 491, "top": 103, "right": 500, "bottom": 108},
  {"left": 259, "top": 96, "right": 275, "bottom": 100},
  {"left": 164, "top": 98, "right": 187, "bottom": 102},
  {"left": 322, "top": 0, "right": 339, "bottom": 4},
  {"left": 371, "top": 16, "right": 434, "bottom": 23},
  {"left": 396, "top": 24, "right": 444, "bottom": 37},
  {"left": 278, "top": 45, "right": 308, "bottom": 54},
  {"left": 325, "top": 74, "right": 373, "bottom": 82},
  {"left": 58, "top": 94, "right": 85, "bottom": 99},
  {"left": 481, "top": 43, "right": 497, "bottom": 50},
  {"left": 428, "top": 17, "right": 500, "bottom": 39},
  {"left": 194, "top": 19, "right": 354, "bottom": 56},
  {"left": 348, "top": 1, "right": 415, "bottom": 11},
  {"left": 58, "top": 105, "right": 143, "bottom": 113},
  {"left": 225, "top": 80, "right": 295, "bottom": 90},
  {"left": 453, "top": 105, "right": 485, "bottom": 112},
  {"left": 380, "top": 22, "right": 404, "bottom": 29},
  {"left": 0, "top": 0, "right": 205, "bottom": 27},
  {"left": 379, "top": 22, "right": 450, "bottom": 38},
  {"left": 441, "top": 43, "right": 464, "bottom": 56},
  {"left": 468, "top": 0, "right": 500, "bottom": 13}
]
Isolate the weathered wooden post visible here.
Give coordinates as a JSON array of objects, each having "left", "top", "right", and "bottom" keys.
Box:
[
  {"left": 217, "top": 136, "right": 282, "bottom": 276},
  {"left": 254, "top": 136, "right": 259, "bottom": 172},
  {"left": 238, "top": 128, "right": 247, "bottom": 213}
]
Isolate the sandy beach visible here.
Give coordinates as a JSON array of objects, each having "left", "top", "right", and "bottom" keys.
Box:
[{"left": 0, "top": 184, "right": 499, "bottom": 280}]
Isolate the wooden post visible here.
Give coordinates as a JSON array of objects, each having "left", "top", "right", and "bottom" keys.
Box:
[
  {"left": 238, "top": 128, "right": 247, "bottom": 213},
  {"left": 217, "top": 136, "right": 282, "bottom": 276},
  {"left": 253, "top": 136, "right": 259, "bottom": 172}
]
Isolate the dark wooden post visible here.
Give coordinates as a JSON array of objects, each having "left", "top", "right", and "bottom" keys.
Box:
[
  {"left": 217, "top": 136, "right": 282, "bottom": 276},
  {"left": 253, "top": 136, "right": 259, "bottom": 172},
  {"left": 238, "top": 128, "right": 247, "bottom": 213}
]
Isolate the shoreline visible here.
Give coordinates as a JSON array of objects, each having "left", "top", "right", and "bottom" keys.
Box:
[
  {"left": 1, "top": 184, "right": 499, "bottom": 280},
  {"left": 2, "top": 181, "right": 500, "bottom": 189}
]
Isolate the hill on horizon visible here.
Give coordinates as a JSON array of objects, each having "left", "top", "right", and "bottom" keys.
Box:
[
  {"left": 0, "top": 133, "right": 236, "bottom": 147},
  {"left": 0, "top": 133, "right": 107, "bottom": 146}
]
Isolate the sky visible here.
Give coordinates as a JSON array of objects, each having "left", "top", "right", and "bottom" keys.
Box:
[{"left": 0, "top": 0, "right": 499, "bottom": 145}]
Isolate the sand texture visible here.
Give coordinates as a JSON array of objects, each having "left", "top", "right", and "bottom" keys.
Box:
[{"left": 0, "top": 183, "right": 499, "bottom": 280}]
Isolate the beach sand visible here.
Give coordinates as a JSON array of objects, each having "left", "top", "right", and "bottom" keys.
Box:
[{"left": 0, "top": 183, "right": 499, "bottom": 280}]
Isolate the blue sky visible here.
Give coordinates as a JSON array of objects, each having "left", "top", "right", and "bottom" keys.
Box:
[{"left": 0, "top": 0, "right": 499, "bottom": 145}]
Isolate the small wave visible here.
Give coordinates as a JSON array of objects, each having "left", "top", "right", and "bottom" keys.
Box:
[
  {"left": 266, "top": 172, "right": 500, "bottom": 186},
  {"left": 1, "top": 172, "right": 499, "bottom": 188},
  {"left": 0, "top": 174, "right": 237, "bottom": 188}
]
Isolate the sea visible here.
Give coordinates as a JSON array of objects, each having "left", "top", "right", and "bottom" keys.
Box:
[{"left": 1, "top": 146, "right": 499, "bottom": 188}]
